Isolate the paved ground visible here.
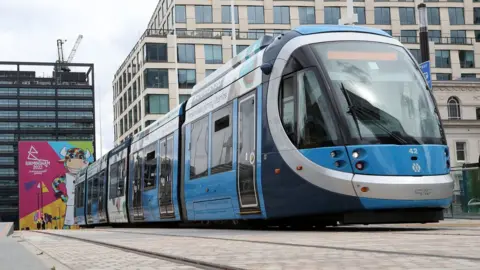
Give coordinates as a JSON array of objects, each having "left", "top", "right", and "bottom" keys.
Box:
[
  {"left": 15, "top": 219, "right": 480, "bottom": 269},
  {"left": 0, "top": 235, "right": 51, "bottom": 270}
]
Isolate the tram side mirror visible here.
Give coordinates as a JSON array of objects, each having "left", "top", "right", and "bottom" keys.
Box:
[{"left": 261, "top": 63, "right": 273, "bottom": 75}]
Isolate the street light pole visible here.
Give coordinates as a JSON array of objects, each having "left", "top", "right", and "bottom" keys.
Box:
[
  {"left": 231, "top": 0, "right": 237, "bottom": 57},
  {"left": 173, "top": 0, "right": 179, "bottom": 106},
  {"left": 418, "top": 3, "right": 430, "bottom": 63}
]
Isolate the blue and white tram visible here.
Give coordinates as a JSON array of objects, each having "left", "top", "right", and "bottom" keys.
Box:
[{"left": 74, "top": 25, "right": 453, "bottom": 228}]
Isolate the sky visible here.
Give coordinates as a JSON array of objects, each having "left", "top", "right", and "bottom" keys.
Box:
[{"left": 0, "top": 0, "right": 158, "bottom": 159}]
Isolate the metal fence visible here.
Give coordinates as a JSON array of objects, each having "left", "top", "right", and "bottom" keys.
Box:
[{"left": 444, "top": 166, "right": 480, "bottom": 219}]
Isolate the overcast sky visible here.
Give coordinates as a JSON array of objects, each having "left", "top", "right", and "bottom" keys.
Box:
[{"left": 0, "top": 0, "right": 158, "bottom": 159}]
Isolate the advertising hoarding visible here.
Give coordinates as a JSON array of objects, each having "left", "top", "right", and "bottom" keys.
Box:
[{"left": 18, "top": 141, "right": 94, "bottom": 230}]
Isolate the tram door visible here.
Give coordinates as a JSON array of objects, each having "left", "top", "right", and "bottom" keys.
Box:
[
  {"left": 237, "top": 94, "right": 260, "bottom": 213},
  {"left": 159, "top": 136, "right": 175, "bottom": 219},
  {"left": 132, "top": 152, "right": 144, "bottom": 220}
]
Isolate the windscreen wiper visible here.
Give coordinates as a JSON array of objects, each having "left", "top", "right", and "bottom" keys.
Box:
[{"left": 340, "top": 83, "right": 408, "bottom": 145}]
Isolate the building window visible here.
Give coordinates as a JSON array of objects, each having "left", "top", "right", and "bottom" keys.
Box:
[
  {"left": 274, "top": 6, "right": 290, "bottom": 24},
  {"left": 143, "top": 69, "right": 168, "bottom": 88},
  {"left": 195, "top": 6, "right": 212, "bottom": 23},
  {"left": 375, "top": 7, "right": 391, "bottom": 24},
  {"left": 382, "top": 29, "right": 392, "bottom": 35},
  {"left": 204, "top": 45, "right": 223, "bottom": 64},
  {"left": 211, "top": 104, "right": 233, "bottom": 174},
  {"left": 451, "top": 30, "right": 466, "bottom": 44},
  {"left": 436, "top": 73, "right": 451, "bottom": 80},
  {"left": 429, "top": 30, "right": 441, "bottom": 43},
  {"left": 461, "top": 74, "right": 476, "bottom": 80},
  {"left": 144, "top": 43, "right": 167, "bottom": 62},
  {"left": 435, "top": 50, "right": 450, "bottom": 68},
  {"left": 409, "top": 49, "right": 421, "bottom": 63},
  {"left": 20, "top": 111, "right": 55, "bottom": 119},
  {"left": 247, "top": 30, "right": 265, "bottom": 40},
  {"left": 19, "top": 100, "right": 55, "bottom": 108},
  {"left": 324, "top": 7, "right": 340, "bottom": 24},
  {"left": 299, "top": 7, "right": 315, "bottom": 25},
  {"left": 19, "top": 88, "right": 55, "bottom": 96},
  {"left": 447, "top": 96, "right": 461, "bottom": 120},
  {"left": 179, "top": 94, "right": 190, "bottom": 104},
  {"left": 354, "top": 7, "right": 366, "bottom": 24},
  {"left": 448, "top": 8, "right": 464, "bottom": 25},
  {"left": 175, "top": 5, "right": 186, "bottom": 23},
  {"left": 190, "top": 115, "right": 209, "bottom": 179},
  {"left": 475, "top": 8, "right": 480, "bottom": 24},
  {"left": 145, "top": 120, "right": 155, "bottom": 127},
  {"left": 455, "top": 142, "right": 466, "bottom": 161},
  {"left": 20, "top": 122, "right": 56, "bottom": 129},
  {"left": 205, "top": 69, "right": 216, "bottom": 77},
  {"left": 0, "top": 88, "right": 17, "bottom": 96},
  {"left": 177, "top": 44, "right": 195, "bottom": 63},
  {"left": 221, "top": 6, "right": 238, "bottom": 24},
  {"left": 476, "top": 108, "right": 480, "bottom": 120},
  {"left": 399, "top": 7, "right": 415, "bottom": 25},
  {"left": 178, "top": 69, "right": 196, "bottom": 89},
  {"left": 248, "top": 6, "right": 264, "bottom": 24},
  {"left": 401, "top": 30, "right": 417, "bottom": 43},
  {"left": 459, "top": 50, "right": 474, "bottom": 68},
  {"left": 427, "top": 7, "right": 440, "bottom": 25},
  {"left": 145, "top": 94, "right": 169, "bottom": 114}
]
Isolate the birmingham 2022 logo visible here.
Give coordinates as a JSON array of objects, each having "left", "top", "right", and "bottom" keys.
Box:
[{"left": 25, "top": 146, "right": 50, "bottom": 175}]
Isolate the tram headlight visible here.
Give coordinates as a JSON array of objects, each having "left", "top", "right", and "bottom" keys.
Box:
[
  {"left": 355, "top": 161, "right": 365, "bottom": 170},
  {"left": 352, "top": 151, "right": 359, "bottom": 159}
]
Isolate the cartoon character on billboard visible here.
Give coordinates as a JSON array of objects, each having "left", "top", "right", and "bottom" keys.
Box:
[{"left": 52, "top": 147, "right": 91, "bottom": 229}]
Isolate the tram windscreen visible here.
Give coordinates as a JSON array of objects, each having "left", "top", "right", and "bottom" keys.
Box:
[{"left": 312, "top": 41, "right": 444, "bottom": 145}]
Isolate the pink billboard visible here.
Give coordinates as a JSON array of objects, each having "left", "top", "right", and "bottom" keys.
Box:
[{"left": 18, "top": 141, "right": 94, "bottom": 230}]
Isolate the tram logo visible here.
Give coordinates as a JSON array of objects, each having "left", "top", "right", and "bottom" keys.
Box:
[
  {"left": 412, "top": 163, "right": 421, "bottom": 173},
  {"left": 25, "top": 146, "right": 50, "bottom": 175}
]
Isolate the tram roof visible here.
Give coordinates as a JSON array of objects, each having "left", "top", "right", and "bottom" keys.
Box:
[{"left": 293, "top": 25, "right": 391, "bottom": 38}]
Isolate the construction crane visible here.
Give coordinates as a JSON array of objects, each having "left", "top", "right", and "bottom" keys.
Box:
[{"left": 56, "top": 34, "right": 83, "bottom": 72}]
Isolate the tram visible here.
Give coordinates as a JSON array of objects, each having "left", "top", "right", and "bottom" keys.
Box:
[{"left": 74, "top": 25, "right": 454, "bottom": 228}]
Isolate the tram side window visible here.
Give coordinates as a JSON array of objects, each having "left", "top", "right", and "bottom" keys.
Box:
[
  {"left": 80, "top": 184, "right": 85, "bottom": 207},
  {"left": 280, "top": 76, "right": 296, "bottom": 144},
  {"left": 118, "top": 158, "right": 126, "bottom": 196},
  {"left": 98, "top": 171, "right": 105, "bottom": 201},
  {"left": 144, "top": 144, "right": 157, "bottom": 190},
  {"left": 279, "top": 69, "right": 338, "bottom": 149},
  {"left": 109, "top": 162, "right": 119, "bottom": 199},
  {"left": 92, "top": 175, "right": 98, "bottom": 202},
  {"left": 190, "top": 115, "right": 209, "bottom": 179},
  {"left": 296, "top": 69, "right": 337, "bottom": 148},
  {"left": 211, "top": 104, "right": 233, "bottom": 174}
]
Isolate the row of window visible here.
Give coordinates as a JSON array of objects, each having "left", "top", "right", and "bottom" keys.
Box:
[
  {"left": 0, "top": 122, "right": 94, "bottom": 129},
  {"left": 0, "top": 100, "right": 93, "bottom": 108},
  {"left": 0, "top": 88, "right": 92, "bottom": 97},
  {"left": 0, "top": 111, "right": 93, "bottom": 119},
  {"left": 173, "top": 5, "right": 469, "bottom": 26}
]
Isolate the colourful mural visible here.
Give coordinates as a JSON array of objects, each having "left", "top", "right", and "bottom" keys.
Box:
[{"left": 19, "top": 141, "right": 94, "bottom": 230}]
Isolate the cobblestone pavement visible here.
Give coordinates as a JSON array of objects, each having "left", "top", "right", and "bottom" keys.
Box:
[
  {"left": 18, "top": 219, "right": 480, "bottom": 269},
  {"left": 17, "top": 232, "right": 201, "bottom": 270}
]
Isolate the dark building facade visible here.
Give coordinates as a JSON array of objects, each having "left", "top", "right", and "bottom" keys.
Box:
[{"left": 0, "top": 61, "right": 95, "bottom": 228}]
